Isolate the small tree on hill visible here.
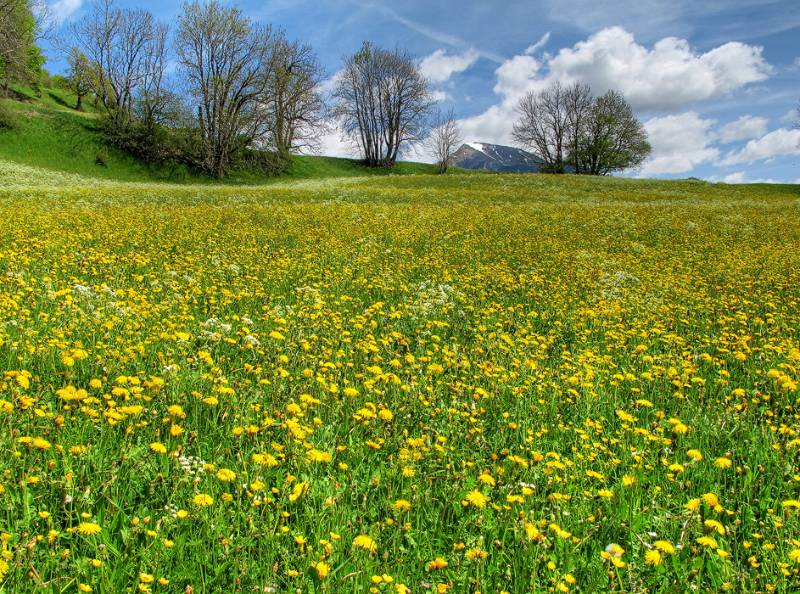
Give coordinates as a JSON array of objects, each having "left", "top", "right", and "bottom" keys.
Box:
[
  {"left": 261, "top": 32, "right": 327, "bottom": 158},
  {"left": 72, "top": 0, "right": 167, "bottom": 126},
  {"left": 513, "top": 81, "right": 650, "bottom": 175},
  {"left": 573, "top": 90, "right": 651, "bottom": 175},
  {"left": 66, "top": 47, "right": 92, "bottom": 110},
  {"left": 512, "top": 82, "right": 570, "bottom": 173},
  {"left": 175, "top": 0, "right": 273, "bottom": 177},
  {"left": 0, "top": 0, "right": 43, "bottom": 91},
  {"left": 334, "top": 42, "right": 433, "bottom": 167},
  {"left": 425, "top": 107, "right": 461, "bottom": 174}
]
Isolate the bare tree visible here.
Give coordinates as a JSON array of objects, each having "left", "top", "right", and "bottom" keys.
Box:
[
  {"left": 512, "top": 82, "right": 570, "bottom": 173},
  {"left": 175, "top": 0, "right": 272, "bottom": 177},
  {"left": 72, "top": 0, "right": 166, "bottom": 125},
  {"left": 334, "top": 42, "right": 433, "bottom": 167},
  {"left": 66, "top": 47, "right": 92, "bottom": 110},
  {"left": 563, "top": 82, "right": 593, "bottom": 174},
  {"left": 425, "top": 108, "right": 461, "bottom": 174},
  {"left": 514, "top": 81, "right": 650, "bottom": 175},
  {"left": 135, "top": 20, "right": 169, "bottom": 130},
  {"left": 261, "top": 32, "right": 327, "bottom": 157},
  {"left": 574, "top": 90, "right": 651, "bottom": 175}
]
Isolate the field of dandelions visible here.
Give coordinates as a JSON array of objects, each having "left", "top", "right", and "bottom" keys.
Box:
[{"left": 1, "top": 159, "right": 800, "bottom": 593}]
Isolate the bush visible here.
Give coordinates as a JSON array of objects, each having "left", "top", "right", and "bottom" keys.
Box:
[
  {"left": 0, "top": 103, "right": 16, "bottom": 129},
  {"left": 95, "top": 149, "right": 108, "bottom": 167},
  {"left": 101, "top": 118, "right": 186, "bottom": 167},
  {"left": 237, "top": 148, "right": 290, "bottom": 176}
]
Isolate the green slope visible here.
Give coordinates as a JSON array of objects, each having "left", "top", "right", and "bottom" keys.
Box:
[{"left": 0, "top": 85, "right": 438, "bottom": 184}]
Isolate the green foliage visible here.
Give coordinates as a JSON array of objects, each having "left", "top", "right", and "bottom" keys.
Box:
[
  {"left": 0, "top": 91, "right": 439, "bottom": 183},
  {"left": 0, "top": 101, "right": 15, "bottom": 128},
  {"left": 0, "top": 0, "right": 42, "bottom": 87}
]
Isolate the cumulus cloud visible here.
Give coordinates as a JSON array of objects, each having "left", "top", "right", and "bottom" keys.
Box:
[
  {"left": 454, "top": 26, "right": 771, "bottom": 149},
  {"left": 458, "top": 104, "right": 516, "bottom": 146},
  {"left": 527, "top": 27, "right": 772, "bottom": 111},
  {"left": 419, "top": 48, "right": 479, "bottom": 83},
  {"left": 717, "top": 115, "right": 769, "bottom": 144},
  {"left": 48, "top": 0, "right": 82, "bottom": 23},
  {"left": 639, "top": 112, "right": 719, "bottom": 175},
  {"left": 718, "top": 128, "right": 800, "bottom": 166}
]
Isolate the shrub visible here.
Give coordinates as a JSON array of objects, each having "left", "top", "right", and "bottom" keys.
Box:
[{"left": 0, "top": 103, "right": 16, "bottom": 129}]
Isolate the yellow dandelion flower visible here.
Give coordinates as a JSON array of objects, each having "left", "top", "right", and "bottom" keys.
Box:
[
  {"left": 464, "top": 490, "right": 489, "bottom": 509},
  {"left": 312, "top": 561, "right": 329, "bottom": 579},
  {"left": 76, "top": 522, "right": 101, "bottom": 536},
  {"left": 192, "top": 493, "right": 214, "bottom": 507},
  {"left": 353, "top": 534, "right": 377, "bottom": 553},
  {"left": 149, "top": 442, "right": 167, "bottom": 454},
  {"left": 714, "top": 457, "right": 733, "bottom": 469},
  {"left": 645, "top": 549, "right": 662, "bottom": 566}
]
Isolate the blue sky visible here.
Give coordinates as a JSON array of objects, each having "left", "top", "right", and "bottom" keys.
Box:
[{"left": 45, "top": 0, "right": 800, "bottom": 182}]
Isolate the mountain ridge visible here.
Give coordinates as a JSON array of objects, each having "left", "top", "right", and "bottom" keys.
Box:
[{"left": 451, "top": 142, "right": 544, "bottom": 173}]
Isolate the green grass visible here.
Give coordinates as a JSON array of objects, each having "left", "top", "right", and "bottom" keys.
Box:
[
  {"left": 0, "top": 86, "right": 438, "bottom": 183},
  {"left": 0, "top": 160, "right": 800, "bottom": 593}
]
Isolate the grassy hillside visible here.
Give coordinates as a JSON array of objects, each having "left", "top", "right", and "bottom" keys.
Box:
[{"left": 0, "top": 85, "right": 438, "bottom": 183}]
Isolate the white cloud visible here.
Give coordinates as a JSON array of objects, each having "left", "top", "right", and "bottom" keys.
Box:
[
  {"left": 721, "top": 171, "right": 748, "bottom": 184},
  {"left": 717, "top": 115, "right": 769, "bottom": 144},
  {"left": 715, "top": 171, "right": 800, "bottom": 184},
  {"left": 719, "top": 128, "right": 800, "bottom": 166},
  {"left": 48, "top": 0, "right": 82, "bottom": 23},
  {"left": 781, "top": 108, "right": 799, "bottom": 125},
  {"left": 313, "top": 121, "right": 356, "bottom": 159},
  {"left": 493, "top": 54, "right": 540, "bottom": 98},
  {"left": 316, "top": 69, "right": 343, "bottom": 97},
  {"left": 639, "top": 112, "right": 719, "bottom": 175},
  {"left": 718, "top": 171, "right": 786, "bottom": 184},
  {"left": 525, "top": 32, "right": 550, "bottom": 55},
  {"left": 528, "top": 27, "right": 772, "bottom": 111},
  {"left": 430, "top": 90, "right": 451, "bottom": 102},
  {"left": 419, "top": 48, "right": 479, "bottom": 83},
  {"left": 454, "top": 26, "right": 772, "bottom": 149},
  {"left": 458, "top": 104, "right": 517, "bottom": 147}
]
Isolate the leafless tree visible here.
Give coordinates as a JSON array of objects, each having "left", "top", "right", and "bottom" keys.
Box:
[
  {"left": 425, "top": 108, "right": 461, "bottom": 173},
  {"left": 72, "top": 0, "right": 166, "bottom": 125},
  {"left": 261, "top": 32, "right": 327, "bottom": 157},
  {"left": 514, "top": 81, "right": 650, "bottom": 175},
  {"left": 512, "top": 82, "right": 570, "bottom": 173},
  {"left": 175, "top": 0, "right": 273, "bottom": 177},
  {"left": 135, "top": 20, "right": 169, "bottom": 130},
  {"left": 334, "top": 41, "right": 433, "bottom": 167},
  {"left": 563, "top": 82, "right": 593, "bottom": 174}
]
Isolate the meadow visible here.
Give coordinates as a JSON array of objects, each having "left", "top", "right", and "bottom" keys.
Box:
[{"left": 1, "top": 162, "right": 800, "bottom": 593}]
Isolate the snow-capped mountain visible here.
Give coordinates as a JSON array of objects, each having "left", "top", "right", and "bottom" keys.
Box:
[{"left": 451, "top": 142, "right": 544, "bottom": 173}]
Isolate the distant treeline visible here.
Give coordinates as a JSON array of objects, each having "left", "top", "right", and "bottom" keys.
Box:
[{"left": 1, "top": 0, "right": 652, "bottom": 178}]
